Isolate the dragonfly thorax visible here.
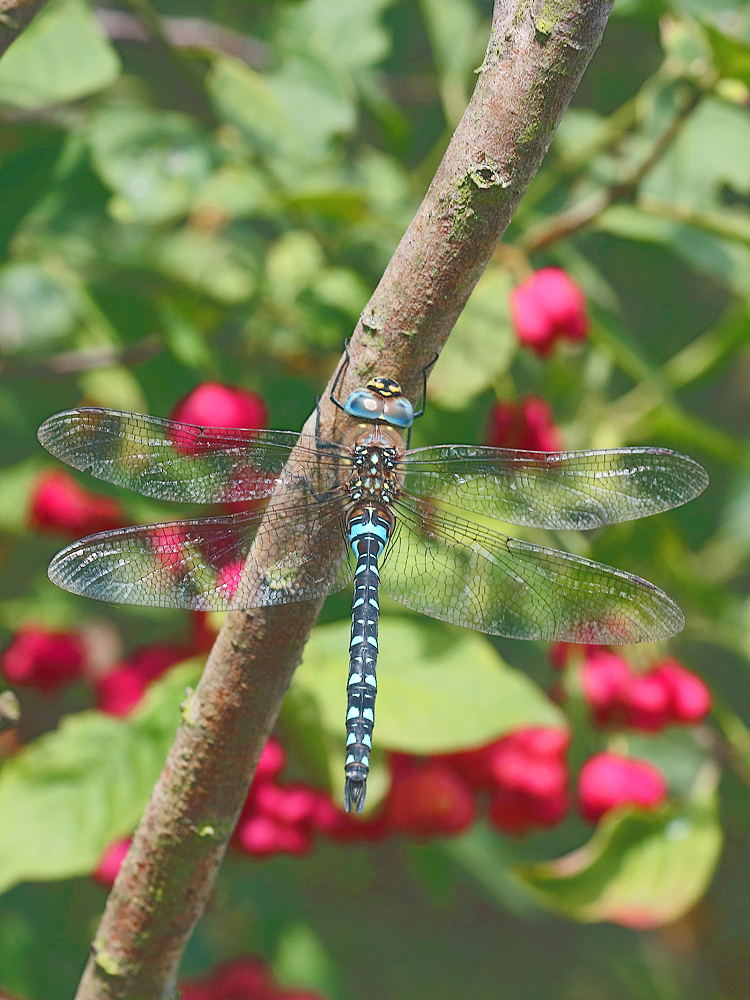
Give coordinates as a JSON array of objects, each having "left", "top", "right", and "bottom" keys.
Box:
[{"left": 345, "top": 443, "right": 401, "bottom": 505}]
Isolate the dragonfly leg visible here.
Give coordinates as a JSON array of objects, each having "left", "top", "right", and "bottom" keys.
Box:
[{"left": 329, "top": 341, "right": 351, "bottom": 413}]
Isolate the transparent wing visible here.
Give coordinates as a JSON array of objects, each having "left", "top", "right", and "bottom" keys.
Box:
[
  {"left": 48, "top": 493, "right": 353, "bottom": 611},
  {"left": 380, "top": 497, "right": 684, "bottom": 643},
  {"left": 38, "top": 408, "right": 344, "bottom": 503},
  {"left": 400, "top": 446, "right": 708, "bottom": 530}
]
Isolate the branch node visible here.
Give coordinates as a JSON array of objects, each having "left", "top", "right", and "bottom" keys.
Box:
[{"left": 468, "top": 162, "right": 512, "bottom": 190}]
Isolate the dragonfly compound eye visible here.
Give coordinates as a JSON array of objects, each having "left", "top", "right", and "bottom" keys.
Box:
[{"left": 343, "top": 388, "right": 386, "bottom": 421}]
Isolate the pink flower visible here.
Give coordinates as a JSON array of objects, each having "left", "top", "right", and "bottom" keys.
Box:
[
  {"left": 486, "top": 397, "right": 562, "bottom": 451},
  {"left": 578, "top": 752, "right": 667, "bottom": 823},
  {"left": 2, "top": 626, "right": 85, "bottom": 691},
  {"left": 28, "top": 469, "right": 125, "bottom": 537},
  {"left": 386, "top": 759, "right": 475, "bottom": 838},
  {"left": 93, "top": 837, "right": 131, "bottom": 887},
  {"left": 511, "top": 267, "right": 589, "bottom": 355},
  {"left": 170, "top": 383, "right": 267, "bottom": 456}
]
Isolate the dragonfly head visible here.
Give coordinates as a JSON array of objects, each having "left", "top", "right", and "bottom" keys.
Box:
[{"left": 343, "top": 377, "right": 415, "bottom": 429}]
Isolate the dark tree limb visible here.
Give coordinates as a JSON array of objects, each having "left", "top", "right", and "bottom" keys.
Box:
[
  {"left": 0, "top": 0, "right": 48, "bottom": 56},
  {"left": 75, "top": 2, "right": 614, "bottom": 997}
]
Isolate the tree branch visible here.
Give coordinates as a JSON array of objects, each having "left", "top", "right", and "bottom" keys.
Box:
[
  {"left": 0, "top": 0, "right": 48, "bottom": 56},
  {"left": 94, "top": 8, "right": 271, "bottom": 68},
  {"left": 75, "top": 2, "right": 614, "bottom": 997}
]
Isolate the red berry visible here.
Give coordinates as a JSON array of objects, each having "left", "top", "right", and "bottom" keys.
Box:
[
  {"left": 93, "top": 837, "right": 130, "bottom": 887},
  {"left": 96, "top": 644, "right": 183, "bottom": 716},
  {"left": 236, "top": 814, "right": 310, "bottom": 857},
  {"left": 254, "top": 781, "right": 319, "bottom": 827},
  {"left": 95, "top": 666, "right": 149, "bottom": 717},
  {"left": 211, "top": 956, "right": 273, "bottom": 997},
  {"left": 578, "top": 752, "right": 668, "bottom": 823},
  {"left": 625, "top": 671, "right": 672, "bottom": 732},
  {"left": 254, "top": 738, "right": 286, "bottom": 783},
  {"left": 2, "top": 626, "right": 86, "bottom": 691},
  {"left": 170, "top": 383, "right": 268, "bottom": 456},
  {"left": 653, "top": 659, "right": 712, "bottom": 724},
  {"left": 387, "top": 760, "right": 475, "bottom": 838},
  {"left": 216, "top": 559, "right": 245, "bottom": 600},
  {"left": 148, "top": 523, "right": 189, "bottom": 572},
  {"left": 179, "top": 956, "right": 272, "bottom": 1000},
  {"left": 510, "top": 267, "right": 589, "bottom": 355},
  {"left": 581, "top": 649, "right": 632, "bottom": 726},
  {"left": 28, "top": 469, "right": 125, "bottom": 537},
  {"left": 486, "top": 397, "right": 562, "bottom": 451}
]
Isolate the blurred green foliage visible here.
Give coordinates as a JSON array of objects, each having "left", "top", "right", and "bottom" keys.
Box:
[{"left": 1, "top": 0, "right": 750, "bottom": 997}]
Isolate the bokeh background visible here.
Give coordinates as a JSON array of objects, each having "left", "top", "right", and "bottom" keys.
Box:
[{"left": 1, "top": 0, "right": 750, "bottom": 997}]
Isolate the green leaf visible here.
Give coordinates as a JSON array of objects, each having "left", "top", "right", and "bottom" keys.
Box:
[
  {"left": 156, "top": 229, "right": 257, "bottom": 303},
  {"left": 88, "top": 106, "right": 213, "bottom": 224},
  {"left": 418, "top": 0, "right": 482, "bottom": 80},
  {"left": 277, "top": 0, "right": 391, "bottom": 72},
  {"left": 0, "top": 0, "right": 119, "bottom": 109},
  {"left": 206, "top": 56, "right": 289, "bottom": 153},
  {"left": 429, "top": 263, "right": 515, "bottom": 410},
  {"left": 704, "top": 23, "right": 750, "bottom": 84},
  {"left": 0, "top": 262, "right": 76, "bottom": 351},
  {"left": 292, "top": 617, "right": 565, "bottom": 755},
  {"left": 642, "top": 97, "right": 750, "bottom": 208},
  {"left": 516, "top": 770, "right": 722, "bottom": 928},
  {"left": 0, "top": 659, "right": 203, "bottom": 895},
  {"left": 268, "top": 54, "right": 356, "bottom": 153}
]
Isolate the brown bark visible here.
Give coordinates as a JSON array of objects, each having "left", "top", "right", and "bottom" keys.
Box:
[{"left": 75, "top": 1, "right": 614, "bottom": 997}]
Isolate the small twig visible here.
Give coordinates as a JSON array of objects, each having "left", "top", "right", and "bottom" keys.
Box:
[
  {"left": 0, "top": 690, "right": 20, "bottom": 734},
  {"left": 0, "top": 334, "right": 163, "bottom": 378},
  {"left": 95, "top": 8, "right": 271, "bottom": 68},
  {"left": 520, "top": 81, "right": 704, "bottom": 253}
]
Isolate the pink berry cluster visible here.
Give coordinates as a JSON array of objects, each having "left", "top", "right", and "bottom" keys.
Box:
[
  {"left": 179, "top": 956, "right": 322, "bottom": 1000},
  {"left": 510, "top": 267, "right": 589, "bottom": 356},
  {"left": 575, "top": 647, "right": 712, "bottom": 732},
  {"left": 231, "top": 727, "right": 571, "bottom": 857},
  {"left": 549, "top": 643, "right": 712, "bottom": 823}
]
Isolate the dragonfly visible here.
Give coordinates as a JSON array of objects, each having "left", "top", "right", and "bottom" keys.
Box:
[{"left": 38, "top": 360, "right": 708, "bottom": 811}]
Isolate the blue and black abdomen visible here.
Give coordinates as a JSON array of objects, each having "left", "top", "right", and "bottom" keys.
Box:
[{"left": 344, "top": 504, "right": 393, "bottom": 812}]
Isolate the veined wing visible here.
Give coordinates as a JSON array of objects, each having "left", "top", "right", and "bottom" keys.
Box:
[
  {"left": 38, "top": 408, "right": 345, "bottom": 504},
  {"left": 400, "top": 446, "right": 708, "bottom": 530},
  {"left": 380, "top": 496, "right": 684, "bottom": 643},
  {"left": 48, "top": 493, "right": 352, "bottom": 611}
]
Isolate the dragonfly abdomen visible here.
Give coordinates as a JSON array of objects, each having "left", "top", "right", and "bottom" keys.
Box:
[{"left": 344, "top": 503, "right": 394, "bottom": 813}]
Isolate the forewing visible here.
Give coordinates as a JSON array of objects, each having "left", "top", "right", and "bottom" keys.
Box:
[
  {"left": 48, "top": 494, "right": 353, "bottom": 611},
  {"left": 38, "top": 407, "right": 343, "bottom": 503},
  {"left": 400, "top": 446, "right": 708, "bottom": 530},
  {"left": 380, "top": 497, "right": 684, "bottom": 643}
]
